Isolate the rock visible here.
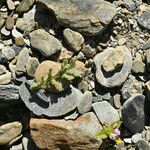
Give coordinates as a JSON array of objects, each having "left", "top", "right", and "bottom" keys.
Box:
[
  {"left": 122, "top": 0, "right": 136, "bottom": 11},
  {"left": 0, "top": 65, "right": 7, "bottom": 75},
  {"left": 93, "top": 101, "right": 119, "bottom": 125},
  {"left": 0, "top": 84, "right": 20, "bottom": 104},
  {"left": 81, "top": 45, "right": 96, "bottom": 58},
  {"left": 63, "top": 28, "right": 84, "bottom": 52},
  {"left": 142, "top": 40, "right": 150, "bottom": 50},
  {"left": 19, "top": 82, "right": 82, "bottom": 117},
  {"left": 30, "top": 113, "right": 102, "bottom": 149},
  {"left": 16, "top": 0, "right": 34, "bottom": 13},
  {"left": 5, "top": 16, "right": 14, "bottom": 30},
  {"left": 34, "top": 60, "right": 61, "bottom": 82},
  {"left": 142, "top": 129, "right": 150, "bottom": 142},
  {"left": 26, "top": 57, "right": 39, "bottom": 78},
  {"left": 122, "top": 94, "right": 145, "bottom": 133},
  {"left": 113, "top": 94, "right": 121, "bottom": 109},
  {"left": 37, "top": 0, "right": 116, "bottom": 36},
  {"left": 12, "top": 27, "right": 23, "bottom": 38},
  {"left": 15, "top": 47, "right": 29, "bottom": 75},
  {"left": 146, "top": 49, "right": 150, "bottom": 72},
  {"left": 145, "top": 81, "right": 150, "bottom": 102},
  {"left": 30, "top": 29, "right": 62, "bottom": 57},
  {"left": 2, "top": 46, "right": 15, "bottom": 60},
  {"left": 0, "top": 17, "right": 5, "bottom": 30},
  {"left": 137, "top": 11, "right": 150, "bottom": 30},
  {"left": 15, "top": 36, "right": 25, "bottom": 47},
  {"left": 94, "top": 46, "right": 132, "bottom": 88},
  {"left": 1, "top": 26, "right": 11, "bottom": 36},
  {"left": 135, "top": 140, "right": 150, "bottom": 150},
  {"left": 121, "top": 78, "right": 143, "bottom": 100},
  {"left": 16, "top": 6, "right": 36, "bottom": 32},
  {"left": 7, "top": 0, "right": 15, "bottom": 10},
  {"left": 77, "top": 91, "right": 92, "bottom": 115},
  {"left": 0, "top": 72, "right": 11, "bottom": 84},
  {"left": 0, "top": 52, "right": 7, "bottom": 63},
  {"left": 132, "top": 133, "right": 143, "bottom": 143},
  {"left": 132, "top": 60, "right": 145, "bottom": 74},
  {"left": 0, "top": 122, "right": 22, "bottom": 145},
  {"left": 10, "top": 143, "right": 23, "bottom": 150}
]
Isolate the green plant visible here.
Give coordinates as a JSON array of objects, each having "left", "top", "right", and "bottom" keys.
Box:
[
  {"left": 95, "top": 120, "right": 123, "bottom": 144},
  {"left": 30, "top": 57, "right": 83, "bottom": 92}
]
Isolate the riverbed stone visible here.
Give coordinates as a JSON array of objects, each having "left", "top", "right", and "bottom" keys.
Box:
[
  {"left": 30, "top": 29, "right": 62, "bottom": 57},
  {"left": 122, "top": 94, "right": 145, "bottom": 133},
  {"left": 94, "top": 46, "right": 132, "bottom": 88},
  {"left": 37, "top": 0, "right": 117, "bottom": 36},
  {"left": 30, "top": 112, "right": 102, "bottom": 149}
]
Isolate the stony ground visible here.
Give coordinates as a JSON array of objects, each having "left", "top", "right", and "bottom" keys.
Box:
[{"left": 0, "top": 0, "right": 150, "bottom": 150}]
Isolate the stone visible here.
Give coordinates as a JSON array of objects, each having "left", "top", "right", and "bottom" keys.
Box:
[
  {"left": 3, "top": 39, "right": 13, "bottom": 46},
  {"left": 5, "top": 16, "right": 14, "bottom": 30},
  {"left": 122, "top": 94, "right": 145, "bottom": 134},
  {"left": 15, "top": 36, "right": 25, "bottom": 47},
  {"left": 77, "top": 91, "right": 92, "bottom": 115},
  {"left": 2, "top": 46, "right": 15, "bottom": 60},
  {"left": 7, "top": 0, "right": 15, "bottom": 10},
  {"left": 30, "top": 113, "right": 102, "bottom": 149},
  {"left": 121, "top": 78, "right": 143, "bottom": 100},
  {"left": 16, "top": 6, "right": 36, "bottom": 32},
  {"left": 135, "top": 140, "right": 150, "bottom": 150},
  {"left": 0, "top": 122, "right": 22, "bottom": 145},
  {"left": 142, "top": 40, "right": 150, "bottom": 50},
  {"left": 93, "top": 101, "right": 119, "bottom": 125},
  {"left": 145, "top": 81, "right": 150, "bottom": 103},
  {"left": 94, "top": 46, "right": 132, "bottom": 88},
  {"left": 0, "top": 52, "right": 7, "bottom": 63},
  {"left": 142, "top": 129, "right": 150, "bottom": 142},
  {"left": 132, "top": 133, "right": 143, "bottom": 143},
  {"left": 0, "top": 65, "right": 7, "bottom": 75},
  {"left": 113, "top": 94, "right": 121, "bottom": 109},
  {"left": 0, "top": 72, "right": 11, "bottom": 84},
  {"left": 132, "top": 60, "right": 145, "bottom": 74},
  {"left": 146, "top": 49, "right": 150, "bottom": 72},
  {"left": 1, "top": 26, "right": 11, "bottom": 36},
  {"left": 137, "top": 11, "right": 150, "bottom": 30},
  {"left": 10, "top": 143, "right": 23, "bottom": 150},
  {"left": 19, "top": 82, "right": 82, "bottom": 117},
  {"left": 30, "top": 29, "right": 62, "bottom": 57},
  {"left": 37, "top": 0, "right": 116, "bottom": 36},
  {"left": 16, "top": 0, "right": 34, "bottom": 13},
  {"left": 81, "top": 45, "right": 96, "bottom": 58},
  {"left": 34, "top": 60, "right": 61, "bottom": 83},
  {"left": 64, "top": 111, "right": 79, "bottom": 120},
  {"left": 16, "top": 48, "right": 29, "bottom": 75},
  {"left": 0, "top": 17, "right": 5, "bottom": 30},
  {"left": 63, "top": 28, "right": 84, "bottom": 52},
  {"left": 12, "top": 27, "right": 23, "bottom": 38},
  {"left": 122, "top": 0, "right": 136, "bottom": 11},
  {"left": 26, "top": 57, "right": 39, "bottom": 78}
]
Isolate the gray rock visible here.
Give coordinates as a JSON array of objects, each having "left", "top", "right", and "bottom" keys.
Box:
[
  {"left": 121, "top": 78, "right": 143, "bottom": 100},
  {"left": 77, "top": 91, "right": 92, "bottom": 114},
  {"left": 63, "top": 28, "right": 84, "bottom": 52},
  {"left": 0, "top": 65, "right": 7, "bottom": 75},
  {"left": 122, "top": 0, "right": 136, "bottom": 11},
  {"left": 135, "top": 140, "right": 150, "bottom": 150},
  {"left": 81, "top": 45, "right": 96, "bottom": 58},
  {"left": 0, "top": 52, "right": 7, "bottom": 63},
  {"left": 16, "top": 47, "right": 29, "bottom": 75},
  {"left": 19, "top": 82, "right": 83, "bottom": 117},
  {"left": 0, "top": 122, "right": 22, "bottom": 145},
  {"left": 138, "top": 11, "right": 150, "bottom": 30},
  {"left": 132, "top": 133, "right": 143, "bottom": 143},
  {"left": 94, "top": 46, "right": 132, "bottom": 88},
  {"left": 0, "top": 84, "right": 20, "bottom": 103},
  {"left": 122, "top": 94, "right": 145, "bottom": 134},
  {"left": 146, "top": 49, "right": 150, "bottom": 72},
  {"left": 142, "top": 40, "right": 150, "bottom": 50},
  {"left": 26, "top": 57, "right": 39, "bottom": 78},
  {"left": 93, "top": 101, "right": 119, "bottom": 124},
  {"left": 37, "top": 0, "right": 116, "bottom": 36},
  {"left": 30, "top": 29, "right": 62, "bottom": 57},
  {"left": 142, "top": 129, "right": 150, "bottom": 142},
  {"left": 132, "top": 60, "right": 145, "bottom": 74},
  {"left": 2, "top": 46, "right": 15, "bottom": 60}
]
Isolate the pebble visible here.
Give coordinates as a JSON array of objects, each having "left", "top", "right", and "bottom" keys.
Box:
[
  {"left": 122, "top": 0, "right": 136, "bottom": 11},
  {"left": 132, "top": 133, "right": 143, "bottom": 143},
  {"left": 15, "top": 36, "right": 25, "bottom": 47},
  {"left": 135, "top": 140, "right": 150, "bottom": 150},
  {"left": 93, "top": 101, "right": 119, "bottom": 125},
  {"left": 2, "top": 46, "right": 15, "bottom": 60},
  {"left": 5, "top": 16, "right": 14, "bottom": 30},
  {"left": 0, "top": 72, "right": 11, "bottom": 84},
  {"left": 6, "top": 0, "right": 15, "bottom": 10},
  {"left": 1, "top": 26, "right": 11, "bottom": 36},
  {"left": 64, "top": 111, "right": 79, "bottom": 120},
  {"left": 12, "top": 27, "right": 23, "bottom": 38}
]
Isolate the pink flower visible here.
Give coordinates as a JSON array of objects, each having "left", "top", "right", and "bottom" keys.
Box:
[
  {"left": 109, "top": 128, "right": 121, "bottom": 140},
  {"left": 114, "top": 128, "right": 121, "bottom": 136}
]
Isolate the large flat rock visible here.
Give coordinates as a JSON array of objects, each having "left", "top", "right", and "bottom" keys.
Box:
[{"left": 36, "top": 0, "right": 117, "bottom": 36}]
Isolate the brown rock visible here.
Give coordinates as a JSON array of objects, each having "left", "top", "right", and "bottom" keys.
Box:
[
  {"left": 30, "top": 112, "right": 102, "bottom": 150},
  {"left": 5, "top": 16, "right": 14, "bottom": 31},
  {"left": 15, "top": 36, "right": 25, "bottom": 47}
]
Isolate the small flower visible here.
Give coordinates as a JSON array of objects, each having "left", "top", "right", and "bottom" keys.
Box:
[
  {"left": 109, "top": 133, "right": 117, "bottom": 140},
  {"left": 114, "top": 128, "right": 121, "bottom": 136}
]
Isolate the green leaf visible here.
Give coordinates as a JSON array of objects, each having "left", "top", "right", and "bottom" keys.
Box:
[
  {"left": 95, "top": 132, "right": 108, "bottom": 139},
  {"left": 66, "top": 68, "right": 83, "bottom": 77},
  {"left": 62, "top": 74, "right": 75, "bottom": 81}
]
